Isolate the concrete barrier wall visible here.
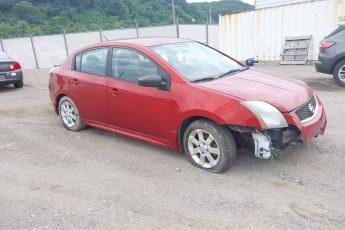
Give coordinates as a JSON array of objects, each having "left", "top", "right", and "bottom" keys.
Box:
[
  {"left": 2, "top": 37, "right": 37, "bottom": 69},
  {"left": 0, "top": 24, "right": 220, "bottom": 70}
]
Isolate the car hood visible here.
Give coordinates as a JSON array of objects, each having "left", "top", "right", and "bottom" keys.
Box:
[{"left": 197, "top": 69, "right": 313, "bottom": 112}]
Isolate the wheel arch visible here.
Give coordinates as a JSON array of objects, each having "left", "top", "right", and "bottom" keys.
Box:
[
  {"left": 55, "top": 93, "right": 67, "bottom": 115},
  {"left": 331, "top": 55, "right": 345, "bottom": 73},
  {"left": 175, "top": 105, "right": 261, "bottom": 152},
  {"left": 177, "top": 115, "right": 224, "bottom": 153}
]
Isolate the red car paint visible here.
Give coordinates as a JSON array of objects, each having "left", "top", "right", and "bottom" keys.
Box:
[{"left": 49, "top": 38, "right": 327, "bottom": 151}]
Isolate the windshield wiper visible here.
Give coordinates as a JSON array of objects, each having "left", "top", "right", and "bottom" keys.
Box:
[
  {"left": 191, "top": 77, "right": 218, "bottom": 83},
  {"left": 191, "top": 67, "right": 249, "bottom": 83},
  {"left": 217, "top": 66, "right": 249, "bottom": 79}
]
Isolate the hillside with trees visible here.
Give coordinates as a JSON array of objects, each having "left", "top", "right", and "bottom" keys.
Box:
[{"left": 0, "top": 0, "right": 252, "bottom": 38}]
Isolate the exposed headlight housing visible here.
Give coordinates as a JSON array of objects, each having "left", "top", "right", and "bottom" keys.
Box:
[{"left": 241, "top": 101, "right": 288, "bottom": 129}]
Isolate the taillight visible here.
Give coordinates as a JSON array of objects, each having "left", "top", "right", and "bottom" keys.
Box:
[
  {"left": 9, "top": 62, "right": 21, "bottom": 71},
  {"left": 320, "top": 41, "right": 335, "bottom": 49}
]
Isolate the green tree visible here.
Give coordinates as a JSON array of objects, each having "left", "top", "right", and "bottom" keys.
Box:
[
  {"left": 0, "top": 0, "right": 252, "bottom": 38},
  {"left": 15, "top": 20, "right": 31, "bottom": 36},
  {"left": 13, "top": 1, "right": 45, "bottom": 24},
  {"left": 0, "top": 0, "right": 17, "bottom": 11}
]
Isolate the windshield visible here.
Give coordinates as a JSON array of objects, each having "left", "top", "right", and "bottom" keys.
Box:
[{"left": 150, "top": 42, "right": 244, "bottom": 82}]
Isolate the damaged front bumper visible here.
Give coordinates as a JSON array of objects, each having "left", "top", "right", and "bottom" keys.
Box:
[
  {"left": 251, "top": 126, "right": 303, "bottom": 159},
  {"left": 230, "top": 96, "right": 327, "bottom": 159}
]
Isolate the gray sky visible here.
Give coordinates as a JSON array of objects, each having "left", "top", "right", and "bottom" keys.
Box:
[{"left": 186, "top": 0, "right": 255, "bottom": 5}]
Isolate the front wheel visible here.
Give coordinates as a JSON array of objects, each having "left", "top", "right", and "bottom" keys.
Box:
[
  {"left": 183, "top": 119, "right": 237, "bottom": 173},
  {"left": 333, "top": 59, "right": 345, "bottom": 87},
  {"left": 58, "top": 96, "right": 85, "bottom": 131}
]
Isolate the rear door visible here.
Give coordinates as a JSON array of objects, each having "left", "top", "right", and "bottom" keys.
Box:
[{"left": 68, "top": 47, "right": 110, "bottom": 124}]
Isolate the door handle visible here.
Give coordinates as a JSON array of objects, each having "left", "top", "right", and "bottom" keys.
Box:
[
  {"left": 71, "top": 78, "right": 79, "bottom": 86},
  {"left": 111, "top": 87, "right": 120, "bottom": 96}
]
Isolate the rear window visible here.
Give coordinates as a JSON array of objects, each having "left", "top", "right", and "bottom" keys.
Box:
[
  {"left": 0, "top": 52, "right": 9, "bottom": 60},
  {"left": 80, "top": 48, "right": 108, "bottom": 76},
  {"left": 326, "top": 24, "right": 345, "bottom": 39},
  {"left": 73, "top": 48, "right": 108, "bottom": 76}
]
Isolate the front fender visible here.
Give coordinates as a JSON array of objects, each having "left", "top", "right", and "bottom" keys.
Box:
[{"left": 177, "top": 104, "right": 260, "bottom": 129}]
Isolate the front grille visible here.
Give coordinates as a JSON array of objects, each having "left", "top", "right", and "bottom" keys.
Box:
[{"left": 295, "top": 96, "right": 317, "bottom": 123}]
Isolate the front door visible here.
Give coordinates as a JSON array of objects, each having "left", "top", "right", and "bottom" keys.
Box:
[{"left": 107, "top": 47, "right": 170, "bottom": 142}]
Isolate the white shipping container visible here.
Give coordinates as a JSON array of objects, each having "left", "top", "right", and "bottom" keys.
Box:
[
  {"left": 255, "top": 0, "right": 311, "bottom": 9},
  {"left": 220, "top": 0, "right": 345, "bottom": 61}
]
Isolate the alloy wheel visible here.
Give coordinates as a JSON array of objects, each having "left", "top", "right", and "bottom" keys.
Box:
[
  {"left": 187, "top": 129, "right": 220, "bottom": 169},
  {"left": 60, "top": 101, "right": 77, "bottom": 128},
  {"left": 339, "top": 65, "right": 345, "bottom": 82}
]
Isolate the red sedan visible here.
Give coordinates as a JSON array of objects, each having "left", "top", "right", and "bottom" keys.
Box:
[{"left": 49, "top": 38, "right": 327, "bottom": 173}]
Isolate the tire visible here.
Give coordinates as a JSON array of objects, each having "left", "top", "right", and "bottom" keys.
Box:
[
  {"left": 58, "top": 96, "right": 85, "bottom": 131},
  {"left": 183, "top": 119, "right": 237, "bottom": 173},
  {"left": 14, "top": 81, "right": 23, "bottom": 88},
  {"left": 333, "top": 59, "right": 345, "bottom": 87}
]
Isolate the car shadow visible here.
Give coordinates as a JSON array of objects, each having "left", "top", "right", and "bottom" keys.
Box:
[
  {"left": 77, "top": 125, "right": 279, "bottom": 174},
  {"left": 0, "top": 85, "right": 23, "bottom": 93}
]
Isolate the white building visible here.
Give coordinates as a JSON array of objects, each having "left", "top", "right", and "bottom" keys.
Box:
[{"left": 219, "top": 0, "right": 345, "bottom": 61}]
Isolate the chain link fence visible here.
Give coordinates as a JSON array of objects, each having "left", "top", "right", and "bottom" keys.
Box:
[{"left": 0, "top": 23, "right": 219, "bottom": 70}]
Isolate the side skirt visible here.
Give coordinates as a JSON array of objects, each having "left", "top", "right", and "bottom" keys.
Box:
[{"left": 82, "top": 119, "right": 171, "bottom": 149}]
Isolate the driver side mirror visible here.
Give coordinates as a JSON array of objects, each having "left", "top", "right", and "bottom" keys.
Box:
[{"left": 138, "top": 74, "right": 169, "bottom": 90}]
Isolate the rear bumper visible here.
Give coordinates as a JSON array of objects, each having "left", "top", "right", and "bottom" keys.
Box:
[
  {"left": 284, "top": 97, "right": 327, "bottom": 143},
  {"left": 315, "top": 47, "right": 338, "bottom": 74},
  {"left": 0, "top": 70, "right": 23, "bottom": 85},
  {"left": 315, "top": 61, "right": 332, "bottom": 74}
]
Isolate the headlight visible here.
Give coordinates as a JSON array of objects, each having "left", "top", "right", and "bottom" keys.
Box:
[{"left": 241, "top": 101, "right": 288, "bottom": 129}]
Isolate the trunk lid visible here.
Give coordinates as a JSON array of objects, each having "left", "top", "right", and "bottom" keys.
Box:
[{"left": 0, "top": 61, "right": 14, "bottom": 72}]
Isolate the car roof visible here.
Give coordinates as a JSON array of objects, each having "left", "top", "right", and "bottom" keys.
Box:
[
  {"left": 71, "top": 37, "right": 194, "bottom": 58},
  {"left": 107, "top": 37, "right": 191, "bottom": 47},
  {"left": 0, "top": 52, "right": 11, "bottom": 61}
]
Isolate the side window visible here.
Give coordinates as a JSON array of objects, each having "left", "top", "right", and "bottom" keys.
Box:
[
  {"left": 112, "top": 48, "right": 163, "bottom": 83},
  {"left": 80, "top": 48, "right": 108, "bottom": 76}
]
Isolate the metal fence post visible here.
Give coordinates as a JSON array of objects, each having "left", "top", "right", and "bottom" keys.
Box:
[
  {"left": 99, "top": 28, "right": 103, "bottom": 42},
  {"left": 206, "top": 22, "right": 209, "bottom": 45},
  {"left": 0, "top": 37, "right": 4, "bottom": 52},
  {"left": 62, "top": 29, "right": 69, "bottom": 58},
  {"left": 176, "top": 17, "right": 180, "bottom": 38},
  {"left": 135, "top": 20, "right": 139, "bottom": 38},
  {"left": 30, "top": 34, "right": 39, "bottom": 69}
]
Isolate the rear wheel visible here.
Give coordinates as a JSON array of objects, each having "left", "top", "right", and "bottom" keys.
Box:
[
  {"left": 333, "top": 59, "right": 345, "bottom": 87},
  {"left": 183, "top": 119, "right": 237, "bottom": 173},
  {"left": 58, "top": 96, "right": 85, "bottom": 131},
  {"left": 14, "top": 81, "right": 23, "bottom": 88}
]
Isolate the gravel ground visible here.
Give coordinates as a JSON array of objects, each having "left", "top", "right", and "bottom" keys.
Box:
[{"left": 0, "top": 64, "right": 344, "bottom": 229}]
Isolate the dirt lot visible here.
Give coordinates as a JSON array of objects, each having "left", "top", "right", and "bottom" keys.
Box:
[{"left": 0, "top": 64, "right": 344, "bottom": 229}]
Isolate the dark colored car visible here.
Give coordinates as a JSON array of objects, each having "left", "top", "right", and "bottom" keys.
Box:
[
  {"left": 315, "top": 24, "right": 345, "bottom": 87},
  {"left": 49, "top": 38, "right": 327, "bottom": 173},
  {"left": 0, "top": 52, "right": 23, "bottom": 88}
]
